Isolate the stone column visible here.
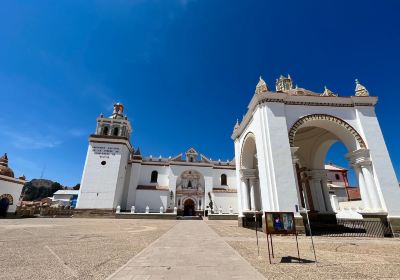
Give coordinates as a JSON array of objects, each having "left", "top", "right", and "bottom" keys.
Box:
[
  {"left": 241, "top": 178, "right": 250, "bottom": 211},
  {"left": 347, "top": 149, "right": 382, "bottom": 211},
  {"left": 306, "top": 170, "right": 329, "bottom": 212},
  {"left": 249, "top": 178, "right": 256, "bottom": 211},
  {"left": 361, "top": 164, "right": 382, "bottom": 210},
  {"left": 320, "top": 171, "right": 334, "bottom": 212},
  {"left": 310, "top": 177, "right": 325, "bottom": 212},
  {"left": 253, "top": 178, "right": 261, "bottom": 210},
  {"left": 354, "top": 165, "right": 372, "bottom": 209},
  {"left": 290, "top": 147, "right": 302, "bottom": 208}
]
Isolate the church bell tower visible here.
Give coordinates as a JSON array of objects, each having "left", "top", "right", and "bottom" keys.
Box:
[{"left": 77, "top": 103, "right": 132, "bottom": 210}]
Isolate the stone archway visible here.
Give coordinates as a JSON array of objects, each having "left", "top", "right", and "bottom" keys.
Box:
[
  {"left": 289, "top": 114, "right": 383, "bottom": 214},
  {"left": 289, "top": 114, "right": 366, "bottom": 150},
  {"left": 183, "top": 198, "right": 195, "bottom": 216},
  {"left": 239, "top": 132, "right": 261, "bottom": 211}
]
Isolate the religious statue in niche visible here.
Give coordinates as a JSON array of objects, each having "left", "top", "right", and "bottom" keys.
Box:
[{"left": 176, "top": 170, "right": 204, "bottom": 192}]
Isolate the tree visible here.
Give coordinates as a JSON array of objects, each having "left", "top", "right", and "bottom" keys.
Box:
[
  {"left": 50, "top": 182, "right": 63, "bottom": 196},
  {"left": 73, "top": 184, "right": 80, "bottom": 190},
  {"left": 21, "top": 182, "right": 38, "bottom": 201}
]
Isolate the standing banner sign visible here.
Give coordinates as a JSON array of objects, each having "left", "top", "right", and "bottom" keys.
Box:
[{"left": 265, "top": 212, "right": 300, "bottom": 264}]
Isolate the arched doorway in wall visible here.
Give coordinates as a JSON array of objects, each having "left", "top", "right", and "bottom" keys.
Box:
[
  {"left": 289, "top": 114, "right": 380, "bottom": 216},
  {"left": 0, "top": 196, "right": 10, "bottom": 217},
  {"left": 183, "top": 198, "right": 195, "bottom": 216},
  {"left": 240, "top": 133, "right": 262, "bottom": 212},
  {"left": 176, "top": 170, "right": 205, "bottom": 216}
]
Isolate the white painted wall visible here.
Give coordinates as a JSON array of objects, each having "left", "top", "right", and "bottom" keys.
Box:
[
  {"left": 77, "top": 142, "right": 130, "bottom": 209},
  {"left": 135, "top": 190, "right": 168, "bottom": 212},
  {"left": 212, "top": 192, "right": 238, "bottom": 213},
  {"left": 0, "top": 176, "right": 24, "bottom": 213},
  {"left": 354, "top": 106, "right": 400, "bottom": 216}
]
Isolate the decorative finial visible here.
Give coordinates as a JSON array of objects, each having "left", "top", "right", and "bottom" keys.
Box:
[
  {"left": 234, "top": 119, "right": 240, "bottom": 130},
  {"left": 355, "top": 79, "right": 369, "bottom": 96},
  {"left": 321, "top": 85, "right": 338, "bottom": 97},
  {"left": 275, "top": 74, "right": 293, "bottom": 92},
  {"left": 255, "top": 76, "right": 268, "bottom": 94}
]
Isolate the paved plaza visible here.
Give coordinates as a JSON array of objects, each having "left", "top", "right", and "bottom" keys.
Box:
[
  {"left": 107, "top": 219, "right": 265, "bottom": 280},
  {"left": 1, "top": 218, "right": 400, "bottom": 279}
]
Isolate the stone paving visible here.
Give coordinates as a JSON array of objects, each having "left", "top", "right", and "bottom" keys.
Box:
[
  {"left": 0, "top": 218, "right": 176, "bottom": 280},
  {"left": 2, "top": 218, "right": 400, "bottom": 280},
  {"left": 108, "top": 220, "right": 266, "bottom": 280},
  {"left": 208, "top": 220, "right": 400, "bottom": 280}
]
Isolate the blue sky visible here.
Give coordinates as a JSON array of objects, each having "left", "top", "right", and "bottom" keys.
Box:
[{"left": 0, "top": 0, "right": 399, "bottom": 186}]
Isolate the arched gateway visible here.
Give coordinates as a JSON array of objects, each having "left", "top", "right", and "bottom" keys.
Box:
[{"left": 232, "top": 75, "right": 400, "bottom": 235}]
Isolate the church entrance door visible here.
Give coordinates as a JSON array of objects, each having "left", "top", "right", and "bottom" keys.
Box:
[
  {"left": 0, "top": 197, "right": 10, "bottom": 217},
  {"left": 183, "top": 199, "right": 195, "bottom": 216}
]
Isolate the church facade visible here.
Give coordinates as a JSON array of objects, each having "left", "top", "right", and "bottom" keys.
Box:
[
  {"left": 77, "top": 74, "right": 400, "bottom": 234},
  {"left": 77, "top": 103, "right": 238, "bottom": 215}
]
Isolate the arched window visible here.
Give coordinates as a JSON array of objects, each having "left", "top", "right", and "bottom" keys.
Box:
[
  {"left": 113, "top": 127, "right": 119, "bottom": 136},
  {"left": 103, "top": 126, "right": 109, "bottom": 135},
  {"left": 150, "top": 170, "right": 158, "bottom": 183},
  {"left": 221, "top": 174, "right": 227, "bottom": 186}
]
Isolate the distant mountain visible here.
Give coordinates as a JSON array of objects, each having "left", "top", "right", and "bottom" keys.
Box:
[{"left": 21, "top": 179, "right": 64, "bottom": 201}]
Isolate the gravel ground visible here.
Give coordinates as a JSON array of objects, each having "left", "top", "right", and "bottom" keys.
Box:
[
  {"left": 0, "top": 218, "right": 176, "bottom": 280},
  {"left": 207, "top": 220, "right": 400, "bottom": 280}
]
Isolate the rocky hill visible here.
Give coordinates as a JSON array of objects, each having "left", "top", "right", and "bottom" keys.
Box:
[{"left": 21, "top": 179, "right": 64, "bottom": 201}]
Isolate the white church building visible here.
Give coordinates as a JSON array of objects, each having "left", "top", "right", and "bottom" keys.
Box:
[
  {"left": 77, "top": 103, "right": 238, "bottom": 215},
  {"left": 77, "top": 75, "right": 400, "bottom": 234}
]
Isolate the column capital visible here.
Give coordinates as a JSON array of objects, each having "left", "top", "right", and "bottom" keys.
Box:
[
  {"left": 249, "top": 177, "right": 259, "bottom": 184},
  {"left": 290, "top": 147, "right": 300, "bottom": 165},
  {"left": 240, "top": 168, "right": 258, "bottom": 180},
  {"left": 346, "top": 149, "right": 371, "bottom": 168},
  {"left": 305, "top": 169, "right": 328, "bottom": 181}
]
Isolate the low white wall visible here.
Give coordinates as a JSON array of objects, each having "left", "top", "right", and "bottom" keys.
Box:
[
  {"left": 134, "top": 190, "right": 168, "bottom": 213},
  {"left": 211, "top": 192, "right": 238, "bottom": 213}
]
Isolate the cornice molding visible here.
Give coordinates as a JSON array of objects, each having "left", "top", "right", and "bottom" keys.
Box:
[{"left": 232, "top": 92, "right": 378, "bottom": 140}]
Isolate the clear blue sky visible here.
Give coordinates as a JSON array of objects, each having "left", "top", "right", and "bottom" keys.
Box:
[{"left": 1, "top": 0, "right": 399, "bottom": 186}]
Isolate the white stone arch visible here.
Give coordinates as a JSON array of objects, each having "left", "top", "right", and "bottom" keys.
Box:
[
  {"left": 240, "top": 132, "right": 258, "bottom": 170},
  {"left": 239, "top": 132, "right": 262, "bottom": 211},
  {"left": 288, "top": 114, "right": 366, "bottom": 152},
  {"left": 288, "top": 114, "right": 383, "bottom": 213}
]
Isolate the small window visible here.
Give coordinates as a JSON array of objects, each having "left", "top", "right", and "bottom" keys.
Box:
[
  {"left": 221, "top": 174, "right": 227, "bottom": 186},
  {"left": 113, "top": 127, "right": 119, "bottom": 136},
  {"left": 103, "top": 126, "right": 109, "bottom": 135},
  {"left": 101, "top": 161, "right": 106, "bottom": 165},
  {"left": 151, "top": 170, "right": 158, "bottom": 183},
  {"left": 335, "top": 174, "right": 340, "bottom": 180}
]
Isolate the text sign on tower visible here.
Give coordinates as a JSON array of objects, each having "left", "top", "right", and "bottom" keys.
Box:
[
  {"left": 265, "top": 212, "right": 297, "bottom": 235},
  {"left": 92, "top": 146, "right": 121, "bottom": 159}
]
